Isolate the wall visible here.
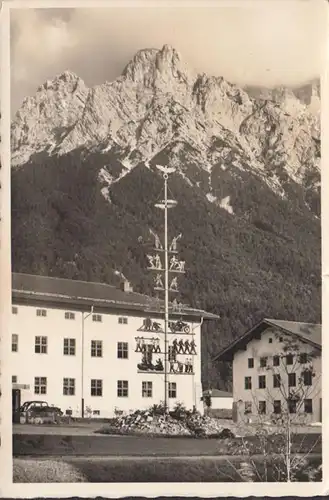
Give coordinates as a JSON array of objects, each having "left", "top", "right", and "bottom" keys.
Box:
[
  {"left": 232, "top": 327, "right": 321, "bottom": 424},
  {"left": 211, "top": 397, "right": 233, "bottom": 410},
  {"left": 11, "top": 302, "right": 203, "bottom": 418}
]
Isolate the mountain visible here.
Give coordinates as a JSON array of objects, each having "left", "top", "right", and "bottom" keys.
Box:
[{"left": 11, "top": 45, "right": 321, "bottom": 389}]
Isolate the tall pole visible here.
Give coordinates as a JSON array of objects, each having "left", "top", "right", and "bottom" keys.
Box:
[{"left": 164, "top": 173, "right": 169, "bottom": 413}]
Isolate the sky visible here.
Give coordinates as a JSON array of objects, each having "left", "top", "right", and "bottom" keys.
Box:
[{"left": 10, "top": 1, "right": 328, "bottom": 113}]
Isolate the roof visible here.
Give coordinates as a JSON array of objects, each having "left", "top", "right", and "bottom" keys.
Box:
[
  {"left": 214, "top": 318, "right": 321, "bottom": 362},
  {"left": 12, "top": 273, "right": 219, "bottom": 320},
  {"left": 203, "top": 389, "right": 233, "bottom": 398}
]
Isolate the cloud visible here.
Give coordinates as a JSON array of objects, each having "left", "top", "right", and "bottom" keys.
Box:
[{"left": 10, "top": 1, "right": 327, "bottom": 112}]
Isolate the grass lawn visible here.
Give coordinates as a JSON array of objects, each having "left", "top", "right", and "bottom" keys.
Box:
[{"left": 13, "top": 455, "right": 323, "bottom": 483}]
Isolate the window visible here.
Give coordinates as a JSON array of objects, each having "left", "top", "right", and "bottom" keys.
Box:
[
  {"left": 245, "top": 401, "right": 252, "bottom": 414},
  {"left": 244, "top": 376, "right": 252, "bottom": 390},
  {"left": 91, "top": 379, "right": 103, "bottom": 396},
  {"left": 273, "top": 355, "right": 280, "bottom": 367},
  {"left": 288, "top": 399, "right": 297, "bottom": 414},
  {"left": 63, "top": 338, "right": 76, "bottom": 356},
  {"left": 93, "top": 410, "right": 100, "bottom": 416},
  {"left": 65, "top": 311, "right": 75, "bottom": 320},
  {"left": 91, "top": 340, "right": 103, "bottom": 357},
  {"left": 286, "top": 354, "right": 294, "bottom": 365},
  {"left": 12, "top": 375, "right": 17, "bottom": 384},
  {"left": 142, "top": 381, "right": 153, "bottom": 398},
  {"left": 117, "top": 342, "right": 128, "bottom": 359},
  {"left": 12, "top": 334, "right": 18, "bottom": 352},
  {"left": 258, "top": 375, "right": 266, "bottom": 389},
  {"left": 304, "top": 399, "right": 313, "bottom": 414},
  {"left": 63, "top": 378, "right": 75, "bottom": 396},
  {"left": 273, "top": 374, "right": 281, "bottom": 388},
  {"left": 12, "top": 306, "right": 18, "bottom": 315},
  {"left": 273, "top": 400, "right": 281, "bottom": 414},
  {"left": 65, "top": 409, "right": 73, "bottom": 416},
  {"left": 303, "top": 370, "right": 313, "bottom": 386},
  {"left": 259, "top": 401, "right": 266, "bottom": 414},
  {"left": 118, "top": 317, "right": 128, "bottom": 325},
  {"left": 260, "top": 357, "right": 267, "bottom": 368},
  {"left": 92, "top": 314, "right": 102, "bottom": 323},
  {"left": 248, "top": 358, "right": 254, "bottom": 369},
  {"left": 35, "top": 336, "right": 47, "bottom": 354},
  {"left": 269, "top": 338, "right": 273, "bottom": 344},
  {"left": 117, "top": 380, "right": 128, "bottom": 397},
  {"left": 299, "top": 353, "right": 308, "bottom": 364},
  {"left": 288, "top": 373, "right": 296, "bottom": 387},
  {"left": 34, "top": 377, "right": 47, "bottom": 394},
  {"left": 168, "top": 382, "right": 177, "bottom": 398},
  {"left": 36, "top": 309, "right": 47, "bottom": 317},
  {"left": 279, "top": 337, "right": 283, "bottom": 342}
]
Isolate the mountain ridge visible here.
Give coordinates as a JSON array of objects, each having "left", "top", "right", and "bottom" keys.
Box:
[{"left": 11, "top": 44, "right": 321, "bottom": 389}]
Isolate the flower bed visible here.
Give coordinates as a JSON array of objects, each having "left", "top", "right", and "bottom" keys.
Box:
[{"left": 96, "top": 403, "right": 235, "bottom": 439}]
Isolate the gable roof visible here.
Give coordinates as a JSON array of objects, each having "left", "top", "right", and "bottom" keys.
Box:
[
  {"left": 12, "top": 273, "right": 219, "bottom": 320},
  {"left": 214, "top": 318, "right": 321, "bottom": 362}
]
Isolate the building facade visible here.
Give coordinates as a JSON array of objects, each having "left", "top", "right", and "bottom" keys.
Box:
[
  {"left": 11, "top": 273, "right": 218, "bottom": 418},
  {"left": 215, "top": 319, "right": 321, "bottom": 424}
]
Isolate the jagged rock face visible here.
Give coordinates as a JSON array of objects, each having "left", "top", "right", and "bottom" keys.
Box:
[
  {"left": 11, "top": 44, "right": 320, "bottom": 214},
  {"left": 11, "top": 71, "right": 89, "bottom": 165}
]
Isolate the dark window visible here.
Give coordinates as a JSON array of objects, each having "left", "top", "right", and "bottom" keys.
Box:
[
  {"left": 65, "top": 311, "right": 75, "bottom": 320},
  {"left": 168, "top": 382, "right": 177, "bottom": 398},
  {"left": 259, "top": 375, "right": 266, "bottom": 389},
  {"left": 244, "top": 376, "right": 252, "bottom": 390},
  {"left": 303, "top": 370, "right": 313, "bottom": 386},
  {"left": 248, "top": 358, "right": 254, "bottom": 368},
  {"left": 118, "top": 317, "right": 128, "bottom": 324},
  {"left": 92, "top": 314, "right": 102, "bottom": 323},
  {"left": 34, "top": 377, "right": 47, "bottom": 395},
  {"left": 12, "top": 334, "right": 18, "bottom": 352},
  {"left": 12, "top": 306, "right": 18, "bottom": 315},
  {"left": 117, "top": 380, "right": 128, "bottom": 397},
  {"left": 142, "top": 381, "right": 153, "bottom": 398},
  {"left": 269, "top": 338, "right": 273, "bottom": 344},
  {"left": 288, "top": 373, "right": 296, "bottom": 387},
  {"left": 36, "top": 309, "right": 47, "bottom": 317},
  {"left": 273, "top": 355, "right": 280, "bottom": 367},
  {"left": 260, "top": 357, "right": 267, "bottom": 368},
  {"left": 12, "top": 375, "right": 17, "bottom": 383},
  {"left": 93, "top": 410, "right": 100, "bottom": 416},
  {"left": 273, "top": 400, "right": 281, "bottom": 414},
  {"left": 91, "top": 379, "right": 103, "bottom": 396},
  {"left": 66, "top": 409, "right": 73, "bottom": 416},
  {"left": 245, "top": 401, "right": 252, "bottom": 414},
  {"left": 288, "top": 399, "right": 297, "bottom": 413},
  {"left": 35, "top": 336, "right": 47, "bottom": 354},
  {"left": 91, "top": 340, "right": 102, "bottom": 357},
  {"left": 117, "top": 342, "right": 128, "bottom": 359},
  {"left": 304, "top": 399, "right": 313, "bottom": 414},
  {"left": 63, "top": 338, "right": 76, "bottom": 356},
  {"left": 299, "top": 353, "right": 308, "bottom": 364},
  {"left": 63, "top": 378, "right": 75, "bottom": 395},
  {"left": 259, "top": 401, "right": 266, "bottom": 414},
  {"left": 273, "top": 374, "right": 281, "bottom": 388},
  {"left": 279, "top": 337, "right": 283, "bottom": 342},
  {"left": 286, "top": 354, "right": 294, "bottom": 365}
]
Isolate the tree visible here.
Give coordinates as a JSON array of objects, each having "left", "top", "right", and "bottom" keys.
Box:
[{"left": 233, "top": 334, "right": 322, "bottom": 482}]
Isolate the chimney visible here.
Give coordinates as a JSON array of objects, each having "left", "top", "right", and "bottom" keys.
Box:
[{"left": 120, "top": 279, "right": 133, "bottom": 293}]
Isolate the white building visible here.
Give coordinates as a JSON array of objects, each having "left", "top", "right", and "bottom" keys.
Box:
[
  {"left": 215, "top": 319, "right": 322, "bottom": 424},
  {"left": 11, "top": 273, "right": 218, "bottom": 419},
  {"left": 202, "top": 389, "right": 233, "bottom": 411}
]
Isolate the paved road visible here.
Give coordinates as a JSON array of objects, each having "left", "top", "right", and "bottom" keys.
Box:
[{"left": 13, "top": 423, "right": 104, "bottom": 436}]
